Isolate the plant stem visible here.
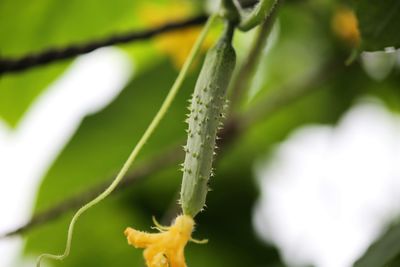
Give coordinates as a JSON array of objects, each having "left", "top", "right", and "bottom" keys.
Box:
[{"left": 238, "top": 0, "right": 279, "bottom": 31}]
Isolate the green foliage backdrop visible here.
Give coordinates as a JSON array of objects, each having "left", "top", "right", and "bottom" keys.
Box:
[{"left": 1, "top": 0, "right": 400, "bottom": 266}]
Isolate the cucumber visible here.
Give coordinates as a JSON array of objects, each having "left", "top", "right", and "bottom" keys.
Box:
[{"left": 180, "top": 22, "right": 236, "bottom": 217}]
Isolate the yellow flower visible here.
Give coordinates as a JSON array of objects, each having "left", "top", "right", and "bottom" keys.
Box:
[
  {"left": 332, "top": 6, "right": 361, "bottom": 47},
  {"left": 140, "top": 1, "right": 213, "bottom": 68},
  {"left": 124, "top": 215, "right": 206, "bottom": 267}
]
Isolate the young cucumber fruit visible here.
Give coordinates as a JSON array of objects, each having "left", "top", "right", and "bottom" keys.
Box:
[{"left": 180, "top": 23, "right": 236, "bottom": 217}]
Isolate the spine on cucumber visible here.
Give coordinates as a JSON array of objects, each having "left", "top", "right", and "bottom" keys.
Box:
[{"left": 180, "top": 23, "right": 236, "bottom": 217}]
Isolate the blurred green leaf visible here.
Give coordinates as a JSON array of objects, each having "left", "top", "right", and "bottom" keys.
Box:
[
  {"left": 245, "top": 3, "right": 332, "bottom": 107},
  {"left": 354, "top": 221, "right": 400, "bottom": 267},
  {"left": 354, "top": 0, "right": 400, "bottom": 51},
  {"left": 0, "top": 0, "right": 147, "bottom": 127},
  {"left": 0, "top": 63, "right": 67, "bottom": 127}
]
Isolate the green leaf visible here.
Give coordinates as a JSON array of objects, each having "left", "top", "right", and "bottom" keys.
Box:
[
  {"left": 0, "top": 64, "right": 67, "bottom": 127},
  {"left": 354, "top": 0, "right": 400, "bottom": 51},
  {"left": 244, "top": 3, "right": 331, "bottom": 107},
  {"left": 0, "top": 0, "right": 141, "bottom": 126},
  {"left": 354, "top": 222, "right": 400, "bottom": 267}
]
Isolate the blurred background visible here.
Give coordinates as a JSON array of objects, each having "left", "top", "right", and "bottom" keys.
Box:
[{"left": 1, "top": 0, "right": 400, "bottom": 267}]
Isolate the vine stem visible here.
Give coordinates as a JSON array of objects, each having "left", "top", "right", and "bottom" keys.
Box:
[
  {"left": 229, "top": 0, "right": 281, "bottom": 110},
  {"left": 236, "top": 0, "right": 279, "bottom": 31},
  {"left": 36, "top": 13, "right": 218, "bottom": 267}
]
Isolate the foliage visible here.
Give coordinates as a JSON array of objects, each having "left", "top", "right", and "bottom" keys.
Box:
[
  {"left": 353, "top": 0, "right": 400, "bottom": 51},
  {"left": 354, "top": 221, "right": 400, "bottom": 267},
  {"left": 1, "top": 0, "right": 400, "bottom": 266}
]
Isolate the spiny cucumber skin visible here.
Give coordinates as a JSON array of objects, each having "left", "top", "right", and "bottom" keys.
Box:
[{"left": 180, "top": 26, "right": 236, "bottom": 217}]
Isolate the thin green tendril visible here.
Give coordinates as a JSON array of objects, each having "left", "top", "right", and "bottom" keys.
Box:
[{"left": 36, "top": 13, "right": 218, "bottom": 267}]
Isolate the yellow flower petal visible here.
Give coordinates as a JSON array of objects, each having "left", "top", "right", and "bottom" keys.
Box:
[
  {"left": 125, "top": 215, "right": 198, "bottom": 267},
  {"left": 332, "top": 6, "right": 360, "bottom": 47},
  {"left": 139, "top": 1, "right": 213, "bottom": 69}
]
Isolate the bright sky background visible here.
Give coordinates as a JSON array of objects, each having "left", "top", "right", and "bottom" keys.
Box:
[{"left": 0, "top": 47, "right": 132, "bottom": 267}]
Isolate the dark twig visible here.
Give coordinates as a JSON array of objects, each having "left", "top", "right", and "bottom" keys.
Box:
[
  {"left": 0, "top": 58, "right": 340, "bottom": 239},
  {"left": 0, "top": 15, "right": 207, "bottom": 75}
]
